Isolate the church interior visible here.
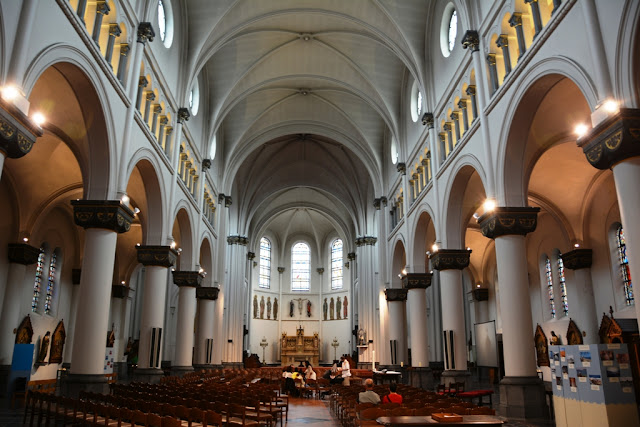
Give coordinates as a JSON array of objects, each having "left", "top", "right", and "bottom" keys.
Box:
[{"left": 1, "top": 0, "right": 640, "bottom": 425}]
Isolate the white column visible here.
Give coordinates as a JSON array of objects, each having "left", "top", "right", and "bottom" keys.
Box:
[
  {"left": 407, "top": 285, "right": 429, "bottom": 367},
  {"left": 137, "top": 265, "right": 169, "bottom": 369},
  {"left": 385, "top": 291, "right": 407, "bottom": 365},
  {"left": 581, "top": 0, "right": 613, "bottom": 102},
  {"left": 494, "top": 235, "right": 537, "bottom": 377},
  {"left": 109, "top": 286, "right": 128, "bottom": 363},
  {"left": 174, "top": 286, "right": 196, "bottom": 367},
  {"left": 64, "top": 272, "right": 81, "bottom": 365},
  {"left": 225, "top": 237, "right": 247, "bottom": 363},
  {"left": 0, "top": 152, "right": 5, "bottom": 182},
  {"left": 439, "top": 269, "right": 467, "bottom": 372},
  {"left": 5, "top": 0, "right": 38, "bottom": 87},
  {"left": 195, "top": 291, "right": 216, "bottom": 365},
  {"left": 70, "top": 229, "right": 118, "bottom": 374},
  {"left": 572, "top": 268, "right": 598, "bottom": 343}
]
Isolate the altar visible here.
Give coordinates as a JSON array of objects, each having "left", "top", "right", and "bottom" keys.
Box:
[{"left": 281, "top": 326, "right": 320, "bottom": 366}]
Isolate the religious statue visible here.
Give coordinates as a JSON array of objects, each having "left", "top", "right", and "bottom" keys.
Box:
[
  {"left": 323, "top": 298, "right": 328, "bottom": 321},
  {"left": 343, "top": 296, "right": 348, "bottom": 319},
  {"left": 253, "top": 295, "right": 258, "bottom": 319},
  {"left": 274, "top": 298, "right": 279, "bottom": 320},
  {"left": 290, "top": 299, "right": 295, "bottom": 317},
  {"left": 36, "top": 331, "right": 51, "bottom": 365},
  {"left": 106, "top": 328, "right": 115, "bottom": 348},
  {"left": 336, "top": 297, "right": 342, "bottom": 320},
  {"left": 358, "top": 328, "right": 366, "bottom": 346},
  {"left": 260, "top": 296, "right": 265, "bottom": 319},
  {"left": 267, "top": 297, "right": 272, "bottom": 319},
  {"left": 550, "top": 330, "right": 561, "bottom": 345},
  {"left": 307, "top": 300, "right": 312, "bottom": 317},
  {"left": 330, "top": 297, "right": 335, "bottom": 320}
]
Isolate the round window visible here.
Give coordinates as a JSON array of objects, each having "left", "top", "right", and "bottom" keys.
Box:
[
  {"left": 158, "top": 0, "right": 174, "bottom": 48},
  {"left": 440, "top": 4, "right": 458, "bottom": 57},
  {"left": 410, "top": 80, "right": 422, "bottom": 123},
  {"left": 390, "top": 138, "right": 398, "bottom": 164}
]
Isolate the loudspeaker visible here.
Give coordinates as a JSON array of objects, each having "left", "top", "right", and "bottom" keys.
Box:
[
  {"left": 149, "top": 327, "right": 162, "bottom": 368},
  {"left": 205, "top": 338, "right": 213, "bottom": 364},
  {"left": 443, "top": 330, "right": 455, "bottom": 370}
]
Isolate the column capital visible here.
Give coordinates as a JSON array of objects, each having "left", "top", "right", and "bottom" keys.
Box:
[
  {"left": 196, "top": 286, "right": 220, "bottom": 300},
  {"left": 277, "top": 267, "right": 285, "bottom": 273},
  {"left": 472, "top": 288, "right": 489, "bottom": 301},
  {"left": 478, "top": 206, "right": 540, "bottom": 239},
  {"left": 247, "top": 251, "right": 255, "bottom": 260},
  {"left": 316, "top": 268, "right": 325, "bottom": 274},
  {"left": 355, "top": 236, "right": 377, "bottom": 246},
  {"left": 347, "top": 252, "right": 356, "bottom": 261},
  {"left": 577, "top": 108, "right": 640, "bottom": 170},
  {"left": 486, "top": 53, "right": 497, "bottom": 65},
  {"left": 422, "top": 112, "right": 434, "bottom": 128},
  {"left": 461, "top": 30, "right": 480, "bottom": 52},
  {"left": 202, "top": 158, "right": 212, "bottom": 170},
  {"left": 227, "top": 235, "right": 248, "bottom": 245},
  {"left": 443, "top": 122, "right": 452, "bottom": 131},
  {"left": 145, "top": 92, "right": 156, "bottom": 102},
  {"left": 120, "top": 44, "right": 130, "bottom": 56},
  {"left": 71, "top": 200, "right": 134, "bottom": 233},
  {"left": 385, "top": 288, "right": 408, "bottom": 302},
  {"left": 422, "top": 156, "right": 430, "bottom": 165},
  {"left": 153, "top": 104, "right": 162, "bottom": 114},
  {"left": 457, "top": 99, "right": 468, "bottom": 109},
  {"left": 138, "top": 76, "right": 149, "bottom": 87},
  {"left": 429, "top": 249, "right": 471, "bottom": 270},
  {"left": 396, "top": 162, "right": 406, "bottom": 175},
  {"left": 96, "top": 0, "right": 110, "bottom": 15},
  {"left": 159, "top": 116, "right": 169, "bottom": 125},
  {"left": 177, "top": 107, "right": 190, "bottom": 124},
  {"left": 401, "top": 272, "right": 432, "bottom": 289},
  {"left": 561, "top": 249, "right": 593, "bottom": 270},
  {"left": 496, "top": 34, "right": 509, "bottom": 48},
  {"left": 137, "top": 22, "right": 155, "bottom": 44},
  {"left": 373, "top": 198, "right": 381, "bottom": 210},
  {"left": 465, "top": 85, "right": 476, "bottom": 96},
  {"left": 111, "top": 284, "right": 128, "bottom": 299},
  {"left": 7, "top": 243, "right": 41, "bottom": 265},
  {"left": 0, "top": 98, "right": 44, "bottom": 159},
  {"left": 136, "top": 245, "right": 178, "bottom": 267},
  {"left": 509, "top": 12, "right": 523, "bottom": 27},
  {"left": 450, "top": 111, "right": 459, "bottom": 121},
  {"left": 173, "top": 270, "right": 203, "bottom": 287},
  {"left": 109, "top": 23, "right": 121, "bottom": 37}
]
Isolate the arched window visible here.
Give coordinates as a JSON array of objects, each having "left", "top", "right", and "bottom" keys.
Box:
[
  {"left": 291, "top": 242, "right": 310, "bottom": 291},
  {"left": 557, "top": 254, "right": 569, "bottom": 316},
  {"left": 448, "top": 10, "right": 458, "bottom": 52},
  {"left": 158, "top": 0, "right": 166, "bottom": 41},
  {"left": 545, "top": 256, "right": 556, "bottom": 318},
  {"left": 45, "top": 250, "right": 58, "bottom": 315},
  {"left": 331, "top": 239, "right": 343, "bottom": 290},
  {"left": 616, "top": 225, "right": 634, "bottom": 305},
  {"left": 259, "top": 237, "right": 271, "bottom": 289},
  {"left": 32, "top": 248, "right": 45, "bottom": 312}
]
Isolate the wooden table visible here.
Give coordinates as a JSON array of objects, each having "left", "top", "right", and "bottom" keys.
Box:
[
  {"left": 376, "top": 415, "right": 505, "bottom": 426},
  {"left": 373, "top": 371, "right": 402, "bottom": 384}
]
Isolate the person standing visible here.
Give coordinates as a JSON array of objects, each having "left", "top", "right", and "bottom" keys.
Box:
[{"left": 339, "top": 355, "right": 351, "bottom": 386}]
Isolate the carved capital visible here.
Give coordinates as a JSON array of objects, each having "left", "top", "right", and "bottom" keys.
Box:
[
  {"left": 153, "top": 105, "right": 162, "bottom": 114},
  {"left": 355, "top": 236, "right": 377, "bottom": 246},
  {"left": 422, "top": 112, "right": 434, "bottom": 128},
  {"left": 347, "top": 252, "right": 356, "bottom": 261},
  {"left": 202, "top": 158, "right": 212, "bottom": 170},
  {"left": 7, "top": 243, "right": 41, "bottom": 265},
  {"left": 71, "top": 200, "right": 134, "bottom": 233},
  {"left": 561, "top": 249, "right": 593, "bottom": 270},
  {"left": 457, "top": 99, "right": 468, "bottom": 110},
  {"left": 172, "top": 270, "right": 203, "bottom": 288},
  {"left": 496, "top": 34, "right": 509, "bottom": 48},
  {"left": 577, "top": 109, "right": 640, "bottom": 170},
  {"left": 385, "top": 288, "right": 408, "bottom": 302},
  {"left": 120, "top": 44, "right": 130, "bottom": 56},
  {"left": 380, "top": 196, "right": 388, "bottom": 207},
  {"left": 402, "top": 272, "right": 432, "bottom": 289},
  {"left": 227, "top": 235, "right": 248, "bottom": 245},
  {"left": 138, "top": 76, "right": 149, "bottom": 87},
  {"left": 145, "top": 92, "right": 156, "bottom": 102},
  {"left": 177, "top": 107, "right": 190, "bottom": 124},
  {"left": 430, "top": 249, "right": 471, "bottom": 271},
  {"left": 373, "top": 198, "right": 381, "bottom": 210},
  {"left": 478, "top": 206, "right": 540, "bottom": 239},
  {"left": 277, "top": 267, "right": 285, "bottom": 274},
  {"left": 396, "top": 162, "right": 406, "bottom": 175},
  {"left": 461, "top": 30, "right": 480, "bottom": 52},
  {"left": 225, "top": 196, "right": 232, "bottom": 207},
  {"left": 109, "top": 24, "right": 121, "bottom": 38},
  {"left": 196, "top": 286, "right": 220, "bottom": 300},
  {"left": 509, "top": 12, "right": 523, "bottom": 27},
  {"left": 247, "top": 251, "right": 255, "bottom": 260},
  {"left": 96, "top": 1, "right": 110, "bottom": 15},
  {"left": 136, "top": 245, "right": 178, "bottom": 267},
  {"left": 465, "top": 85, "right": 476, "bottom": 97},
  {"left": 486, "top": 53, "right": 497, "bottom": 65},
  {"left": 317, "top": 268, "right": 325, "bottom": 274},
  {"left": 111, "top": 284, "right": 128, "bottom": 299},
  {"left": 472, "top": 288, "right": 489, "bottom": 301},
  {"left": 443, "top": 122, "right": 452, "bottom": 132},
  {"left": 0, "top": 98, "right": 44, "bottom": 159},
  {"left": 159, "top": 116, "right": 169, "bottom": 125},
  {"left": 137, "top": 22, "right": 155, "bottom": 44}
]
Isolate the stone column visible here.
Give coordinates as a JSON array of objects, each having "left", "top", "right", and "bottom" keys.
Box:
[
  {"left": 134, "top": 245, "right": 177, "bottom": 383},
  {"left": 486, "top": 54, "right": 499, "bottom": 94},
  {"left": 194, "top": 287, "right": 219, "bottom": 368},
  {"left": 402, "top": 273, "right": 433, "bottom": 389},
  {"left": 430, "top": 249, "right": 470, "bottom": 386},
  {"left": 91, "top": 1, "right": 110, "bottom": 45},
  {"left": 385, "top": 288, "right": 407, "bottom": 366},
  {"left": 0, "top": 243, "right": 40, "bottom": 390},
  {"left": 110, "top": 283, "right": 129, "bottom": 379},
  {"left": 135, "top": 77, "right": 149, "bottom": 111},
  {"left": 466, "top": 86, "right": 478, "bottom": 121},
  {"left": 151, "top": 105, "right": 162, "bottom": 135},
  {"left": 5, "top": 0, "right": 38, "bottom": 89},
  {"left": 472, "top": 288, "right": 489, "bottom": 324},
  {"left": 0, "top": 97, "right": 43, "bottom": 181},
  {"left": 356, "top": 237, "right": 377, "bottom": 364},
  {"left": 64, "top": 269, "right": 82, "bottom": 366},
  {"left": 76, "top": 0, "right": 88, "bottom": 23},
  {"left": 143, "top": 92, "right": 155, "bottom": 124},
  {"left": 105, "top": 24, "right": 121, "bottom": 65},
  {"left": 509, "top": 13, "right": 526, "bottom": 58},
  {"left": 225, "top": 235, "right": 248, "bottom": 364},
  {"left": 525, "top": 0, "right": 543, "bottom": 37},
  {"left": 65, "top": 200, "right": 133, "bottom": 396},
  {"left": 578, "top": 109, "right": 640, "bottom": 320},
  {"left": 172, "top": 271, "right": 202, "bottom": 373},
  {"left": 478, "top": 207, "right": 547, "bottom": 419},
  {"left": 497, "top": 35, "right": 512, "bottom": 76},
  {"left": 116, "top": 44, "right": 130, "bottom": 83},
  {"left": 444, "top": 122, "right": 454, "bottom": 152},
  {"left": 562, "top": 249, "right": 598, "bottom": 343},
  {"left": 450, "top": 112, "right": 461, "bottom": 141},
  {"left": 457, "top": 100, "right": 469, "bottom": 133}
]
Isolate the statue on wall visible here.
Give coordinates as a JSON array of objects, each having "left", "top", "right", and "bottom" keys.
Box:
[
  {"left": 49, "top": 320, "right": 66, "bottom": 364},
  {"left": 274, "top": 298, "right": 279, "bottom": 320},
  {"left": 323, "top": 298, "right": 328, "bottom": 321},
  {"left": 330, "top": 297, "right": 335, "bottom": 320},
  {"left": 307, "top": 300, "right": 312, "bottom": 317},
  {"left": 290, "top": 299, "right": 295, "bottom": 317},
  {"left": 253, "top": 295, "right": 258, "bottom": 319},
  {"left": 36, "top": 331, "right": 51, "bottom": 365},
  {"left": 267, "top": 297, "right": 272, "bottom": 320},
  {"left": 343, "top": 296, "right": 348, "bottom": 319},
  {"left": 260, "top": 296, "right": 265, "bottom": 319},
  {"left": 336, "top": 297, "right": 342, "bottom": 320}
]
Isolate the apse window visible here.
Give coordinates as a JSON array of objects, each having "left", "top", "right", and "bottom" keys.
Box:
[
  {"left": 440, "top": 4, "right": 458, "bottom": 57},
  {"left": 331, "top": 239, "right": 343, "bottom": 290},
  {"left": 32, "top": 248, "right": 45, "bottom": 312},
  {"left": 259, "top": 237, "right": 271, "bottom": 289},
  {"left": 616, "top": 225, "right": 634, "bottom": 305},
  {"left": 556, "top": 254, "right": 569, "bottom": 316},
  {"left": 544, "top": 256, "right": 556, "bottom": 318},
  {"left": 157, "top": 0, "right": 174, "bottom": 48},
  {"left": 291, "top": 242, "right": 310, "bottom": 291}
]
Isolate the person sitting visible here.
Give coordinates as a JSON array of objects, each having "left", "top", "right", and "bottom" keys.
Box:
[
  {"left": 304, "top": 361, "right": 317, "bottom": 381},
  {"left": 358, "top": 378, "right": 381, "bottom": 404},
  {"left": 328, "top": 361, "right": 343, "bottom": 384},
  {"left": 381, "top": 383, "right": 403, "bottom": 404}
]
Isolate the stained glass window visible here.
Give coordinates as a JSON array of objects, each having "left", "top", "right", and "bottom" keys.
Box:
[
  {"left": 417, "top": 91, "right": 423, "bottom": 117},
  {"left": 291, "top": 242, "right": 310, "bottom": 291},
  {"left": 545, "top": 256, "right": 556, "bottom": 318},
  {"left": 32, "top": 248, "right": 45, "bottom": 312},
  {"left": 158, "top": 0, "right": 166, "bottom": 42},
  {"left": 331, "top": 239, "right": 343, "bottom": 290},
  {"left": 45, "top": 251, "right": 57, "bottom": 315},
  {"left": 259, "top": 237, "right": 271, "bottom": 289},
  {"left": 557, "top": 255, "right": 569, "bottom": 316},
  {"left": 617, "top": 225, "right": 634, "bottom": 305},
  {"left": 448, "top": 10, "right": 458, "bottom": 52}
]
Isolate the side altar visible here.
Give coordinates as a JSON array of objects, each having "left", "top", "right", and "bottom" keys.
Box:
[{"left": 281, "top": 326, "right": 320, "bottom": 366}]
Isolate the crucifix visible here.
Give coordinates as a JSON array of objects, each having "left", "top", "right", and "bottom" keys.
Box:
[{"left": 290, "top": 298, "right": 311, "bottom": 318}]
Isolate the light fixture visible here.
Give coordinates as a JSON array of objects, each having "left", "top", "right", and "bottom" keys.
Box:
[
  {"left": 133, "top": 207, "right": 140, "bottom": 215},
  {"left": 121, "top": 194, "right": 130, "bottom": 205},
  {"left": 574, "top": 243, "right": 580, "bottom": 248},
  {"left": 431, "top": 243, "right": 439, "bottom": 253},
  {"left": 31, "top": 112, "right": 45, "bottom": 127},
  {"left": 602, "top": 99, "right": 619, "bottom": 114},
  {"left": 397, "top": 274, "right": 402, "bottom": 278},
  {"left": 466, "top": 247, "right": 471, "bottom": 251},
  {"left": 1, "top": 85, "right": 19, "bottom": 101},
  {"left": 199, "top": 267, "right": 204, "bottom": 274},
  {"left": 472, "top": 212, "right": 480, "bottom": 220},
  {"left": 136, "top": 243, "right": 141, "bottom": 246},
  {"left": 401, "top": 268, "right": 407, "bottom": 276},
  {"left": 22, "top": 237, "right": 29, "bottom": 242},
  {"left": 476, "top": 284, "right": 481, "bottom": 288},
  {"left": 170, "top": 241, "right": 177, "bottom": 249},
  {"left": 177, "top": 248, "right": 183, "bottom": 253},
  {"left": 483, "top": 199, "right": 496, "bottom": 213},
  {"left": 426, "top": 251, "right": 431, "bottom": 256},
  {"left": 121, "top": 280, "right": 125, "bottom": 285},
  {"left": 574, "top": 123, "right": 589, "bottom": 138}
]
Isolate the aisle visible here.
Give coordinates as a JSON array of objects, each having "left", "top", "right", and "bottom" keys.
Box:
[{"left": 285, "top": 396, "right": 338, "bottom": 426}]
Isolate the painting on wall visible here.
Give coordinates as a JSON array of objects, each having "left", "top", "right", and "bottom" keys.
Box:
[{"left": 49, "top": 320, "right": 66, "bottom": 364}]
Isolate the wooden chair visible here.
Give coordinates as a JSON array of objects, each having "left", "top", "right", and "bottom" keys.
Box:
[
  {"left": 378, "top": 402, "right": 401, "bottom": 410},
  {"left": 468, "top": 407, "right": 496, "bottom": 415},
  {"left": 162, "top": 416, "right": 183, "bottom": 427},
  {"left": 204, "top": 411, "right": 223, "bottom": 427},
  {"left": 147, "top": 413, "right": 163, "bottom": 427},
  {"left": 448, "top": 406, "right": 469, "bottom": 415},
  {"left": 413, "top": 406, "right": 436, "bottom": 416},
  {"left": 389, "top": 407, "right": 414, "bottom": 416},
  {"left": 226, "top": 403, "right": 259, "bottom": 427}
]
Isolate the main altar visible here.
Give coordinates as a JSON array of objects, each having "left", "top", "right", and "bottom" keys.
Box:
[{"left": 281, "top": 326, "right": 320, "bottom": 366}]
